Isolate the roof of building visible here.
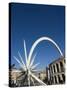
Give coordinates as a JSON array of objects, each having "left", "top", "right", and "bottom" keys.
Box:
[{"left": 49, "top": 56, "right": 65, "bottom": 66}]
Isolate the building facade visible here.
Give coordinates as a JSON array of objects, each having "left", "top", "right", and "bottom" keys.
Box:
[
  {"left": 46, "top": 57, "right": 65, "bottom": 85},
  {"left": 9, "top": 68, "right": 22, "bottom": 87},
  {"left": 9, "top": 69, "right": 47, "bottom": 86},
  {"left": 9, "top": 57, "right": 65, "bottom": 86},
  {"left": 38, "top": 70, "right": 47, "bottom": 82}
]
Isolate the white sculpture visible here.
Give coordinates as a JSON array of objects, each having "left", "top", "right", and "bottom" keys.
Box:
[{"left": 14, "top": 36, "right": 63, "bottom": 86}]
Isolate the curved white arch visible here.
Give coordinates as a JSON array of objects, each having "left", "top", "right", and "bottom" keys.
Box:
[{"left": 27, "top": 37, "right": 63, "bottom": 67}]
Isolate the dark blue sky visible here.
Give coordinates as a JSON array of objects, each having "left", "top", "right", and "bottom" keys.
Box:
[{"left": 11, "top": 3, "right": 65, "bottom": 70}]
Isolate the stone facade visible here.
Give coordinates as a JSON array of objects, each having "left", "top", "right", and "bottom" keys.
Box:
[
  {"left": 46, "top": 57, "right": 65, "bottom": 85},
  {"left": 9, "top": 57, "right": 65, "bottom": 86},
  {"left": 9, "top": 69, "right": 47, "bottom": 86},
  {"left": 38, "top": 70, "right": 47, "bottom": 81},
  {"left": 9, "top": 69, "right": 21, "bottom": 86}
]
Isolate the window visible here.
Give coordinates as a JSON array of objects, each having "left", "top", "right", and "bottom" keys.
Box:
[
  {"left": 54, "top": 76, "right": 57, "bottom": 84},
  {"left": 60, "top": 61, "right": 64, "bottom": 72},
  {"left": 53, "top": 65, "right": 56, "bottom": 73},
  {"left": 51, "top": 66, "right": 53, "bottom": 74},
  {"left": 58, "top": 75, "right": 65, "bottom": 84},
  {"left": 62, "top": 74, "right": 65, "bottom": 83}
]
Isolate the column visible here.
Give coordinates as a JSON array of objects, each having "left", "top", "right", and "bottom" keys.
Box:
[
  {"left": 62, "top": 60, "right": 65, "bottom": 71},
  {"left": 55, "top": 64, "right": 57, "bottom": 73},
  {"left": 60, "top": 74, "right": 63, "bottom": 81},
  {"left": 53, "top": 76, "right": 55, "bottom": 84},
  {"left": 50, "top": 66, "right": 52, "bottom": 76},
  {"left": 56, "top": 75, "right": 59, "bottom": 84},
  {"left": 52, "top": 65, "right": 54, "bottom": 74},
  {"left": 50, "top": 66, "right": 52, "bottom": 84},
  {"left": 58, "top": 62, "right": 61, "bottom": 72}
]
